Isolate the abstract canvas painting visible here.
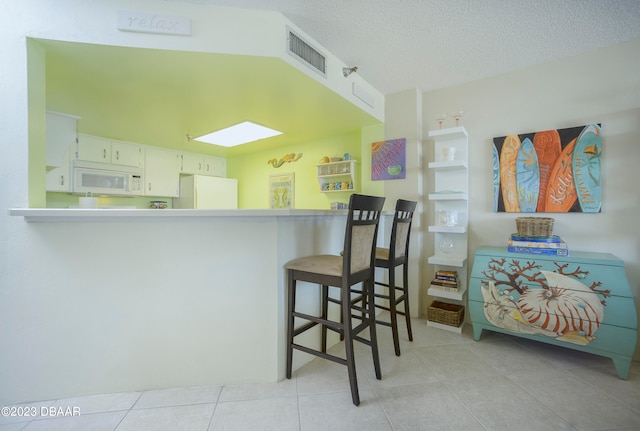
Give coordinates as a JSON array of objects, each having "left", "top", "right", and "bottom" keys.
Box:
[
  {"left": 371, "top": 138, "right": 406, "bottom": 180},
  {"left": 493, "top": 124, "right": 602, "bottom": 213}
]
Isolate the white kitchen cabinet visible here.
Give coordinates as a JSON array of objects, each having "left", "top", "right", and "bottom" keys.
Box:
[
  {"left": 316, "top": 160, "right": 358, "bottom": 192},
  {"left": 46, "top": 146, "right": 72, "bottom": 192},
  {"left": 180, "top": 152, "right": 226, "bottom": 177},
  {"left": 77, "top": 134, "right": 142, "bottom": 168},
  {"left": 77, "top": 134, "right": 111, "bottom": 163},
  {"left": 46, "top": 111, "right": 79, "bottom": 168},
  {"left": 203, "top": 155, "right": 226, "bottom": 177},
  {"left": 426, "top": 127, "right": 469, "bottom": 333},
  {"left": 180, "top": 152, "right": 204, "bottom": 175},
  {"left": 111, "top": 140, "right": 143, "bottom": 167},
  {"left": 144, "top": 147, "right": 180, "bottom": 197}
]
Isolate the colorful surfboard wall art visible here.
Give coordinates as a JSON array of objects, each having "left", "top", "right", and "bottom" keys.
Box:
[{"left": 493, "top": 124, "right": 602, "bottom": 213}]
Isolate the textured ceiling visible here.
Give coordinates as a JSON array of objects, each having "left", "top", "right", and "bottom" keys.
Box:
[
  {"left": 42, "top": 1, "right": 640, "bottom": 156},
  {"left": 169, "top": 0, "right": 640, "bottom": 94}
]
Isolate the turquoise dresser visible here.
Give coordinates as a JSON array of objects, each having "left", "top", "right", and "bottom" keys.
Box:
[{"left": 469, "top": 246, "right": 637, "bottom": 379}]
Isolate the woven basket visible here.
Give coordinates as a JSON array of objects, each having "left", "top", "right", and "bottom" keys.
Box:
[
  {"left": 515, "top": 217, "right": 554, "bottom": 237},
  {"left": 428, "top": 301, "right": 464, "bottom": 327}
]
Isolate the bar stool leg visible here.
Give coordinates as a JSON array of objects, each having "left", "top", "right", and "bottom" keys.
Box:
[
  {"left": 388, "top": 268, "right": 401, "bottom": 356},
  {"left": 367, "top": 278, "right": 382, "bottom": 380},
  {"left": 402, "top": 262, "right": 413, "bottom": 341},
  {"left": 286, "top": 272, "right": 296, "bottom": 379},
  {"left": 321, "top": 284, "right": 329, "bottom": 353},
  {"left": 341, "top": 283, "right": 360, "bottom": 406}
]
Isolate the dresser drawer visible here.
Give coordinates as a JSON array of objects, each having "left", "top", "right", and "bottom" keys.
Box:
[
  {"left": 471, "top": 248, "right": 631, "bottom": 298},
  {"left": 468, "top": 300, "right": 637, "bottom": 357}
]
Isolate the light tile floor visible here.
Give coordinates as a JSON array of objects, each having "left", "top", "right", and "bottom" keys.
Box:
[{"left": 2, "top": 316, "right": 639, "bottom": 431}]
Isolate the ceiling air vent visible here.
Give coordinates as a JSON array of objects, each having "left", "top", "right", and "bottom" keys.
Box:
[{"left": 287, "top": 27, "right": 326, "bottom": 77}]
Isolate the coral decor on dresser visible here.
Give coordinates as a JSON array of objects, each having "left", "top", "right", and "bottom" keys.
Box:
[{"left": 493, "top": 124, "right": 602, "bottom": 213}]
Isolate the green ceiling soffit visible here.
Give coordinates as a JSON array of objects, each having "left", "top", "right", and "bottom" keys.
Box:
[{"left": 38, "top": 39, "right": 381, "bottom": 157}]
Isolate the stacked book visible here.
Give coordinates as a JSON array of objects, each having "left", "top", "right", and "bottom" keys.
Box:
[
  {"left": 507, "top": 234, "right": 569, "bottom": 256},
  {"left": 430, "top": 270, "right": 459, "bottom": 291}
]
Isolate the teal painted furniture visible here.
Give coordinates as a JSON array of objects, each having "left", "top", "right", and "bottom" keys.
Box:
[{"left": 469, "top": 246, "right": 637, "bottom": 379}]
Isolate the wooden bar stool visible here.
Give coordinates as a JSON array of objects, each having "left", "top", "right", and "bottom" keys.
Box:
[
  {"left": 284, "top": 194, "right": 385, "bottom": 406},
  {"left": 373, "top": 199, "right": 417, "bottom": 356}
]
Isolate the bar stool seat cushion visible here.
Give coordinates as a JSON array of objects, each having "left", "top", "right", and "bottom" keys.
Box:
[{"left": 285, "top": 254, "right": 342, "bottom": 276}]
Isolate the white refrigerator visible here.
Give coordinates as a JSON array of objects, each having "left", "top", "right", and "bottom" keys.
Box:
[{"left": 173, "top": 175, "right": 238, "bottom": 209}]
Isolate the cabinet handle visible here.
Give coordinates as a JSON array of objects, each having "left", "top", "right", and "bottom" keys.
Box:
[
  {"left": 199, "top": 162, "right": 202, "bottom": 171},
  {"left": 116, "top": 150, "right": 120, "bottom": 160},
  {"left": 148, "top": 183, "right": 152, "bottom": 191},
  {"left": 60, "top": 175, "right": 64, "bottom": 186},
  {"left": 103, "top": 148, "right": 107, "bottom": 159}
]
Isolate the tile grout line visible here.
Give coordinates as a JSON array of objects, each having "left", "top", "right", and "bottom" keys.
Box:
[
  {"left": 294, "top": 371, "right": 302, "bottom": 431},
  {"left": 112, "top": 391, "right": 143, "bottom": 431},
  {"left": 207, "top": 384, "right": 224, "bottom": 430}
]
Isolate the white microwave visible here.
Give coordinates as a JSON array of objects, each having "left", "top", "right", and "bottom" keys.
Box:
[{"left": 72, "top": 161, "right": 143, "bottom": 196}]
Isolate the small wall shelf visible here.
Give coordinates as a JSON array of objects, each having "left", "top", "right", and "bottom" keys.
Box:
[
  {"left": 427, "top": 255, "right": 467, "bottom": 267},
  {"left": 428, "top": 192, "right": 468, "bottom": 201},
  {"left": 428, "top": 226, "right": 467, "bottom": 234},
  {"left": 428, "top": 160, "right": 468, "bottom": 170},
  {"left": 317, "top": 160, "right": 358, "bottom": 193},
  {"left": 427, "top": 283, "right": 467, "bottom": 302}
]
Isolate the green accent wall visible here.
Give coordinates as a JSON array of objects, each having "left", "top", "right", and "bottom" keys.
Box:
[
  {"left": 227, "top": 130, "right": 370, "bottom": 209},
  {"left": 27, "top": 39, "right": 46, "bottom": 208}
]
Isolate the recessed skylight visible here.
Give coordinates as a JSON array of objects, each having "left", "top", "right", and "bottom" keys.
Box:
[{"left": 194, "top": 121, "right": 283, "bottom": 147}]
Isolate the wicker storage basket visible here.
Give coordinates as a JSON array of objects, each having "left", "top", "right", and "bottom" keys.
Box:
[
  {"left": 515, "top": 217, "right": 554, "bottom": 237},
  {"left": 428, "top": 301, "right": 465, "bottom": 327}
]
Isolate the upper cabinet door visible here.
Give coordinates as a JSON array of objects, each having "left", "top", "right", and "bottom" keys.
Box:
[
  {"left": 180, "top": 152, "right": 204, "bottom": 175},
  {"left": 111, "top": 140, "right": 143, "bottom": 168},
  {"left": 77, "top": 134, "right": 111, "bottom": 163},
  {"left": 203, "top": 156, "right": 226, "bottom": 177}
]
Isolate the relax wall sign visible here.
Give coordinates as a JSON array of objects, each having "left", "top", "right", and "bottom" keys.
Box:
[{"left": 117, "top": 10, "right": 191, "bottom": 36}]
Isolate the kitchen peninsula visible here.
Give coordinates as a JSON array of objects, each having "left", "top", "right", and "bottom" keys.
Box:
[{"left": 7, "top": 208, "right": 361, "bottom": 402}]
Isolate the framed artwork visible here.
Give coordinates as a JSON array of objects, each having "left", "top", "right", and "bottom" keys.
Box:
[
  {"left": 493, "top": 124, "right": 602, "bottom": 213},
  {"left": 371, "top": 138, "right": 406, "bottom": 180},
  {"left": 269, "top": 173, "right": 294, "bottom": 209}
]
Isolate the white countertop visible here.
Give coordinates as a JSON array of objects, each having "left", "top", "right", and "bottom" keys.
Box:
[{"left": 9, "top": 208, "right": 350, "bottom": 222}]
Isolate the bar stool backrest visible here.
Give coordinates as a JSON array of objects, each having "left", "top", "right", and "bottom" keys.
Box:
[
  {"left": 343, "top": 194, "right": 385, "bottom": 278},
  {"left": 390, "top": 199, "right": 418, "bottom": 261}
]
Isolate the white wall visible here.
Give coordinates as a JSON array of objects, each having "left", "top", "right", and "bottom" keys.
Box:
[
  {"left": 0, "top": 0, "right": 381, "bottom": 405},
  {"left": 420, "top": 39, "right": 640, "bottom": 359},
  {"left": 382, "top": 89, "right": 424, "bottom": 318}
]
